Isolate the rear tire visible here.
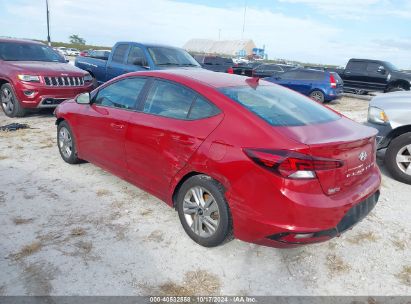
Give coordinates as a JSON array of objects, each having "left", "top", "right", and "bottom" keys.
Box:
[
  {"left": 384, "top": 132, "right": 411, "bottom": 184},
  {"left": 57, "top": 121, "right": 82, "bottom": 164},
  {"left": 309, "top": 90, "right": 325, "bottom": 103},
  {"left": 176, "top": 175, "right": 233, "bottom": 247},
  {"left": 388, "top": 85, "right": 407, "bottom": 92},
  {"left": 1, "top": 84, "right": 26, "bottom": 118}
]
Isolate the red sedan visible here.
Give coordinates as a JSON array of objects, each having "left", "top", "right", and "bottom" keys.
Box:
[{"left": 55, "top": 70, "right": 381, "bottom": 248}]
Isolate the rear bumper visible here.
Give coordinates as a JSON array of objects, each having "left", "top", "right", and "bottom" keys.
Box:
[
  {"left": 325, "top": 87, "right": 344, "bottom": 101},
  {"left": 14, "top": 81, "right": 93, "bottom": 109},
  {"left": 266, "top": 191, "right": 379, "bottom": 246},
  {"left": 229, "top": 166, "right": 381, "bottom": 248}
]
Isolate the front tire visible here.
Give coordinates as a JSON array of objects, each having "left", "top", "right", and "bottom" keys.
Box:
[
  {"left": 57, "top": 121, "right": 82, "bottom": 164},
  {"left": 1, "top": 84, "right": 26, "bottom": 118},
  {"left": 176, "top": 175, "right": 232, "bottom": 247},
  {"left": 309, "top": 90, "right": 325, "bottom": 103},
  {"left": 385, "top": 132, "right": 411, "bottom": 184}
]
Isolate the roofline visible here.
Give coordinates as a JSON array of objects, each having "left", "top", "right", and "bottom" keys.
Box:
[{"left": 0, "top": 37, "right": 44, "bottom": 45}]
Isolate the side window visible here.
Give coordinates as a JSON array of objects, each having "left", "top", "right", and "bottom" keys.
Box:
[
  {"left": 111, "top": 44, "right": 129, "bottom": 63},
  {"left": 143, "top": 80, "right": 196, "bottom": 119},
  {"left": 94, "top": 78, "right": 146, "bottom": 109},
  {"left": 347, "top": 61, "right": 367, "bottom": 72},
  {"left": 188, "top": 97, "right": 220, "bottom": 120},
  {"left": 281, "top": 71, "right": 300, "bottom": 79},
  {"left": 127, "top": 46, "right": 146, "bottom": 65},
  {"left": 366, "top": 63, "right": 382, "bottom": 73}
]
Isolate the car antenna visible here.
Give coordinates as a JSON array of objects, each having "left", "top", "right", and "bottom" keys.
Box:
[{"left": 246, "top": 77, "right": 259, "bottom": 90}]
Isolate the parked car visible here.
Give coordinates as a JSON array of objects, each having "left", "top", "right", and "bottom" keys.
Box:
[
  {"left": 194, "top": 55, "right": 234, "bottom": 73},
  {"left": 66, "top": 48, "right": 80, "bottom": 56},
  {"left": 265, "top": 68, "right": 344, "bottom": 102},
  {"left": 230, "top": 62, "right": 261, "bottom": 77},
  {"left": 366, "top": 91, "right": 411, "bottom": 184},
  {"left": 0, "top": 38, "right": 93, "bottom": 117},
  {"left": 75, "top": 42, "right": 201, "bottom": 86},
  {"left": 55, "top": 47, "right": 68, "bottom": 55},
  {"left": 55, "top": 70, "right": 380, "bottom": 248},
  {"left": 340, "top": 59, "right": 411, "bottom": 94},
  {"left": 79, "top": 49, "right": 93, "bottom": 57},
  {"left": 252, "top": 63, "right": 294, "bottom": 78}
]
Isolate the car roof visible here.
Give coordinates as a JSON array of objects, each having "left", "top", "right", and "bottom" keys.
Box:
[
  {"left": 0, "top": 37, "right": 44, "bottom": 45},
  {"left": 115, "top": 41, "right": 183, "bottom": 49},
  {"left": 127, "top": 69, "right": 261, "bottom": 88}
]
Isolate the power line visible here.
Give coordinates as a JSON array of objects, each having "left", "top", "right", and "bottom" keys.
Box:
[{"left": 46, "top": 0, "right": 51, "bottom": 46}]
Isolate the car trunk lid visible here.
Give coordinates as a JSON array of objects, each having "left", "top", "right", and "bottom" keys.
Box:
[{"left": 277, "top": 117, "right": 377, "bottom": 195}]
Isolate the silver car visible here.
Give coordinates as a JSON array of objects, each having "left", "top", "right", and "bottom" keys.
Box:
[{"left": 366, "top": 91, "right": 411, "bottom": 184}]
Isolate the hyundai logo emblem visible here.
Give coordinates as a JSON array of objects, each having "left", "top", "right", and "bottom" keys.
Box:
[{"left": 359, "top": 151, "right": 368, "bottom": 162}]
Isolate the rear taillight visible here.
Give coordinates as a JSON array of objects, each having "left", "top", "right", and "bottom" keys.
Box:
[
  {"left": 244, "top": 149, "right": 343, "bottom": 179},
  {"left": 330, "top": 74, "right": 337, "bottom": 88},
  {"left": 227, "top": 67, "right": 234, "bottom": 74}
]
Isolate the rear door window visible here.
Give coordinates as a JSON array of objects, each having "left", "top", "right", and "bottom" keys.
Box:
[
  {"left": 346, "top": 61, "right": 367, "bottom": 72},
  {"left": 219, "top": 85, "right": 340, "bottom": 126},
  {"left": 127, "top": 46, "right": 146, "bottom": 65},
  {"left": 143, "top": 80, "right": 196, "bottom": 119},
  {"left": 188, "top": 97, "right": 220, "bottom": 120},
  {"left": 111, "top": 44, "right": 129, "bottom": 63}
]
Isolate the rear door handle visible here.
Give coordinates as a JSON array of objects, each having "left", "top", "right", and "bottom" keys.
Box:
[{"left": 110, "top": 122, "right": 125, "bottom": 130}]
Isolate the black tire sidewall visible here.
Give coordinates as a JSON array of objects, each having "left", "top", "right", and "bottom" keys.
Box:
[
  {"left": 57, "top": 121, "right": 80, "bottom": 164},
  {"left": 385, "top": 132, "right": 411, "bottom": 184},
  {"left": 1, "top": 83, "right": 25, "bottom": 118},
  {"left": 176, "top": 175, "right": 232, "bottom": 247}
]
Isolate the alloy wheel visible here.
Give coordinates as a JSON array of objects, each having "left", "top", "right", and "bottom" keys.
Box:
[
  {"left": 58, "top": 127, "right": 73, "bottom": 159},
  {"left": 396, "top": 144, "right": 411, "bottom": 175},
  {"left": 310, "top": 91, "right": 324, "bottom": 102},
  {"left": 2, "top": 88, "right": 14, "bottom": 115},
  {"left": 183, "top": 186, "right": 220, "bottom": 238}
]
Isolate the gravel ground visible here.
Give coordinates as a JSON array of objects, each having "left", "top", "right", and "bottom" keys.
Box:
[{"left": 0, "top": 96, "right": 410, "bottom": 296}]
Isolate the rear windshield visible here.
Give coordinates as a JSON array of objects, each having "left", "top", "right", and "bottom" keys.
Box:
[
  {"left": 219, "top": 84, "right": 340, "bottom": 127},
  {"left": 0, "top": 42, "right": 65, "bottom": 62}
]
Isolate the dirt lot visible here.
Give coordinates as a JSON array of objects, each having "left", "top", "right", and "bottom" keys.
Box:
[{"left": 0, "top": 96, "right": 410, "bottom": 296}]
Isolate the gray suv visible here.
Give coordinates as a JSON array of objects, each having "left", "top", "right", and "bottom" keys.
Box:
[{"left": 366, "top": 91, "right": 411, "bottom": 184}]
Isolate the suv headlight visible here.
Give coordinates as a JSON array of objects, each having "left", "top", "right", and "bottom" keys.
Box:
[
  {"left": 368, "top": 106, "right": 389, "bottom": 124},
  {"left": 17, "top": 75, "right": 40, "bottom": 82},
  {"left": 84, "top": 74, "right": 93, "bottom": 82}
]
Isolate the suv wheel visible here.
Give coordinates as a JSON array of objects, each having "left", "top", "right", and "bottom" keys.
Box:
[
  {"left": 388, "top": 85, "right": 407, "bottom": 92},
  {"left": 176, "top": 175, "right": 233, "bottom": 247},
  {"left": 57, "top": 121, "right": 82, "bottom": 164},
  {"left": 1, "top": 84, "right": 26, "bottom": 118},
  {"left": 385, "top": 132, "right": 411, "bottom": 184},
  {"left": 309, "top": 90, "right": 325, "bottom": 103}
]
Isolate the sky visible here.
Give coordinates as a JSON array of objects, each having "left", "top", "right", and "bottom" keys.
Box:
[{"left": 0, "top": 0, "right": 410, "bottom": 68}]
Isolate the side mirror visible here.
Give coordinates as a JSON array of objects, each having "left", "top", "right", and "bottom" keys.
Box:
[
  {"left": 377, "top": 66, "right": 386, "bottom": 74},
  {"left": 76, "top": 92, "right": 91, "bottom": 104}
]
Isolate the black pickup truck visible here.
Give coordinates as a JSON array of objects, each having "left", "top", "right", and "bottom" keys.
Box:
[{"left": 340, "top": 59, "right": 411, "bottom": 93}]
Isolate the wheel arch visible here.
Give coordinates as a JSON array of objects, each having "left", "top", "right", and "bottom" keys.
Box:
[
  {"left": 386, "top": 80, "right": 410, "bottom": 91},
  {"left": 381, "top": 125, "right": 411, "bottom": 149},
  {"left": 171, "top": 171, "right": 228, "bottom": 209}
]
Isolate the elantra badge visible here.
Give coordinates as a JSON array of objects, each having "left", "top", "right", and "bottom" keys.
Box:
[{"left": 359, "top": 151, "right": 368, "bottom": 162}]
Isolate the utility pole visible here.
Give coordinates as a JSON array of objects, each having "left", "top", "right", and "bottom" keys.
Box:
[
  {"left": 241, "top": 0, "right": 247, "bottom": 40},
  {"left": 46, "top": 0, "right": 51, "bottom": 46},
  {"left": 218, "top": 29, "right": 221, "bottom": 40}
]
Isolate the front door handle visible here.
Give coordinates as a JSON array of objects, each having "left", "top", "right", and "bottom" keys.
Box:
[{"left": 110, "top": 122, "right": 125, "bottom": 130}]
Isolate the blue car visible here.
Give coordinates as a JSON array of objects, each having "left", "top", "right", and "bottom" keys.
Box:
[{"left": 265, "top": 68, "right": 344, "bottom": 102}]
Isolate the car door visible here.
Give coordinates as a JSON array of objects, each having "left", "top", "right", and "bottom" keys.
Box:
[
  {"left": 125, "top": 79, "right": 223, "bottom": 200},
  {"left": 75, "top": 77, "right": 148, "bottom": 178},
  {"left": 106, "top": 43, "right": 130, "bottom": 81},
  {"left": 366, "top": 62, "right": 388, "bottom": 91},
  {"left": 343, "top": 61, "right": 368, "bottom": 90}
]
